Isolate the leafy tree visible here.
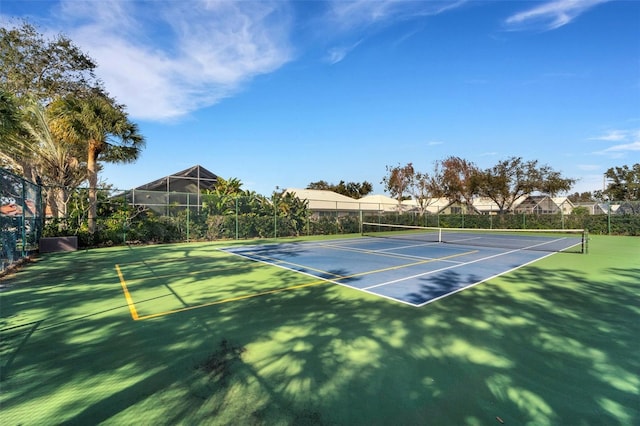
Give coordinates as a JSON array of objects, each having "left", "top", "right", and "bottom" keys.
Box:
[
  {"left": 307, "top": 180, "right": 373, "bottom": 198},
  {"left": 202, "top": 177, "right": 244, "bottom": 216},
  {"left": 237, "top": 190, "right": 270, "bottom": 215},
  {"left": 48, "top": 92, "right": 145, "bottom": 234},
  {"left": 307, "top": 180, "right": 332, "bottom": 191},
  {"left": 0, "top": 90, "right": 24, "bottom": 172},
  {"left": 5, "top": 98, "right": 85, "bottom": 219},
  {"left": 571, "top": 206, "right": 590, "bottom": 216},
  {"left": 603, "top": 163, "right": 640, "bottom": 201},
  {"left": 567, "top": 192, "right": 596, "bottom": 203},
  {"left": 439, "top": 156, "right": 479, "bottom": 209},
  {"left": 0, "top": 22, "right": 99, "bottom": 103},
  {"left": 382, "top": 163, "right": 415, "bottom": 206},
  {"left": 474, "top": 157, "right": 575, "bottom": 213},
  {"left": 0, "top": 90, "right": 21, "bottom": 138},
  {"left": 411, "top": 164, "right": 444, "bottom": 216},
  {"left": 277, "top": 191, "right": 309, "bottom": 235}
]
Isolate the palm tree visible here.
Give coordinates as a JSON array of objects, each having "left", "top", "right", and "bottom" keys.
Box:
[
  {"left": 0, "top": 90, "right": 25, "bottom": 171},
  {"left": 1, "top": 95, "right": 85, "bottom": 219},
  {"left": 16, "top": 100, "right": 86, "bottom": 219},
  {"left": 0, "top": 91, "right": 21, "bottom": 137},
  {"left": 49, "top": 92, "right": 145, "bottom": 235}
]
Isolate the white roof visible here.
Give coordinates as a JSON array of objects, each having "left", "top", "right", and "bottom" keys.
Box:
[
  {"left": 359, "top": 194, "right": 399, "bottom": 204},
  {"left": 551, "top": 197, "right": 573, "bottom": 206},
  {"left": 359, "top": 194, "right": 403, "bottom": 211},
  {"left": 284, "top": 188, "right": 356, "bottom": 202},
  {"left": 473, "top": 195, "right": 528, "bottom": 211},
  {"left": 284, "top": 188, "right": 372, "bottom": 211}
]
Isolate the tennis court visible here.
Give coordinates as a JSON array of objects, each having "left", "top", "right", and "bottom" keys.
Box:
[
  {"left": 1, "top": 233, "right": 638, "bottom": 425},
  {"left": 222, "top": 226, "right": 586, "bottom": 307}
]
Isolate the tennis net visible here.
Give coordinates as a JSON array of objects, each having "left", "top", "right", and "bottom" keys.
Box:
[{"left": 361, "top": 222, "right": 588, "bottom": 254}]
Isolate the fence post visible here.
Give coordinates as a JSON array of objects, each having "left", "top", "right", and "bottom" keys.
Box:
[
  {"left": 123, "top": 191, "right": 127, "bottom": 244},
  {"left": 186, "top": 193, "right": 190, "bottom": 242},
  {"left": 273, "top": 193, "right": 278, "bottom": 239},
  {"left": 20, "top": 178, "right": 27, "bottom": 258}
]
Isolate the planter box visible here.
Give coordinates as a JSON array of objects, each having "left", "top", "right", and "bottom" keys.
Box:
[{"left": 39, "top": 236, "right": 78, "bottom": 253}]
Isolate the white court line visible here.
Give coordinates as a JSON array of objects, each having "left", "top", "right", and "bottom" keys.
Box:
[
  {"left": 363, "top": 240, "right": 557, "bottom": 292},
  {"left": 222, "top": 237, "right": 570, "bottom": 307}
]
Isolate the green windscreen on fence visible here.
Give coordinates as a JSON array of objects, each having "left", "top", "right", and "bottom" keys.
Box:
[{"left": 1, "top": 169, "right": 43, "bottom": 273}]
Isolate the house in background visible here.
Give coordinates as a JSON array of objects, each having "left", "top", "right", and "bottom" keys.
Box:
[
  {"left": 359, "top": 194, "right": 402, "bottom": 213},
  {"left": 615, "top": 201, "right": 640, "bottom": 215},
  {"left": 572, "top": 202, "right": 609, "bottom": 215},
  {"left": 402, "top": 198, "right": 476, "bottom": 215},
  {"left": 472, "top": 197, "right": 501, "bottom": 215},
  {"left": 514, "top": 195, "right": 574, "bottom": 215},
  {"left": 283, "top": 188, "right": 372, "bottom": 219},
  {"left": 119, "top": 165, "right": 219, "bottom": 214}
]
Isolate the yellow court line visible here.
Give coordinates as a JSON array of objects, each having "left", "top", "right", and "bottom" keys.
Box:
[
  {"left": 121, "top": 249, "right": 477, "bottom": 321},
  {"left": 115, "top": 264, "right": 139, "bottom": 320},
  {"left": 249, "top": 248, "right": 477, "bottom": 281},
  {"left": 329, "top": 249, "right": 479, "bottom": 280}
]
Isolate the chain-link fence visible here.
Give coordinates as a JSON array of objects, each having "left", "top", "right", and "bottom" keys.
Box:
[
  {"left": 42, "top": 188, "right": 640, "bottom": 247},
  {"left": 3, "top": 176, "right": 639, "bottom": 273},
  {"left": 1, "top": 169, "right": 43, "bottom": 273}
]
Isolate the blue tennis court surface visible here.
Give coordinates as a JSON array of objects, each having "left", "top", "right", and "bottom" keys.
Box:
[{"left": 222, "top": 236, "right": 579, "bottom": 307}]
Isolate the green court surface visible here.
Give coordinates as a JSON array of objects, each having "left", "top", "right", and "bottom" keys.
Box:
[{"left": 1, "top": 235, "right": 638, "bottom": 425}]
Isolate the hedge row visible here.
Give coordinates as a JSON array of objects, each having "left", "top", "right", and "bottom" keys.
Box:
[{"left": 43, "top": 210, "right": 640, "bottom": 248}]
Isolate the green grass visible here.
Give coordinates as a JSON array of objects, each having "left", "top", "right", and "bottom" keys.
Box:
[{"left": 1, "top": 235, "right": 638, "bottom": 425}]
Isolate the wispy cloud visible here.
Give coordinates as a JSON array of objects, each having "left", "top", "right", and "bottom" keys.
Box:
[
  {"left": 590, "top": 128, "right": 640, "bottom": 157},
  {"left": 323, "top": 0, "right": 467, "bottom": 62},
  {"left": 327, "top": 0, "right": 466, "bottom": 31},
  {"left": 577, "top": 164, "right": 602, "bottom": 171},
  {"left": 505, "top": 0, "right": 612, "bottom": 31},
  {"left": 49, "top": 0, "right": 294, "bottom": 121},
  {"left": 326, "top": 40, "right": 363, "bottom": 65},
  {"left": 602, "top": 141, "right": 640, "bottom": 152},
  {"left": 589, "top": 130, "right": 630, "bottom": 142}
]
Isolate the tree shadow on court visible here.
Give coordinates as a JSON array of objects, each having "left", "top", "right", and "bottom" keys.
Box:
[
  {"left": 406, "top": 270, "right": 483, "bottom": 304},
  {"left": 1, "top": 242, "right": 639, "bottom": 425}
]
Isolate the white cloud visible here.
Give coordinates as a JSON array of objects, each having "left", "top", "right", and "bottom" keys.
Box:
[
  {"left": 589, "top": 130, "right": 628, "bottom": 142},
  {"left": 11, "top": 0, "right": 469, "bottom": 120},
  {"left": 577, "top": 164, "right": 602, "bottom": 172},
  {"left": 52, "top": 0, "right": 294, "bottom": 121},
  {"left": 323, "top": 0, "right": 468, "bottom": 62},
  {"left": 590, "top": 128, "right": 640, "bottom": 158},
  {"left": 328, "top": 0, "right": 468, "bottom": 31},
  {"left": 602, "top": 141, "right": 640, "bottom": 152},
  {"left": 505, "top": 0, "right": 612, "bottom": 31},
  {"left": 326, "top": 40, "right": 363, "bottom": 65}
]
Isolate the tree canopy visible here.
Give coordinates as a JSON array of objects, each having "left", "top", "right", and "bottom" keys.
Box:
[
  {"left": 603, "top": 163, "right": 640, "bottom": 201},
  {"left": 1, "top": 22, "right": 145, "bottom": 233},
  {"left": 382, "top": 157, "right": 576, "bottom": 214},
  {"left": 0, "top": 22, "right": 100, "bottom": 103},
  {"left": 307, "top": 180, "right": 373, "bottom": 199},
  {"left": 381, "top": 163, "right": 415, "bottom": 204}
]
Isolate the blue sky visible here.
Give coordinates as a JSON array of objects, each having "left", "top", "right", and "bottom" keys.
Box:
[{"left": 2, "top": 0, "right": 639, "bottom": 196}]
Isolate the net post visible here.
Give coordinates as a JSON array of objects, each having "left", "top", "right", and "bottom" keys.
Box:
[{"left": 583, "top": 229, "right": 589, "bottom": 254}]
